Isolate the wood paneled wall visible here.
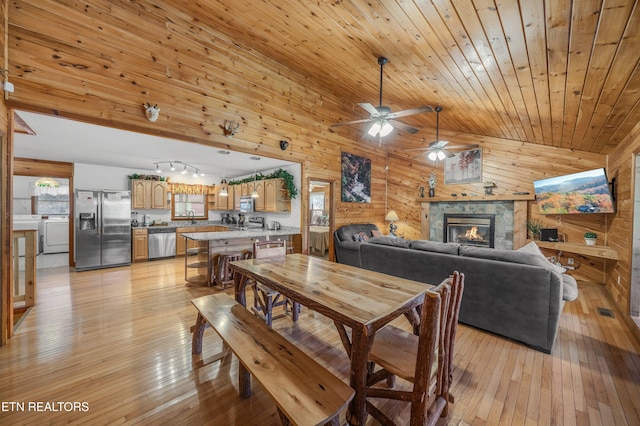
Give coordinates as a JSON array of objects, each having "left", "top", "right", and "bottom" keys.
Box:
[
  {"left": 0, "top": 0, "right": 629, "bottom": 344},
  {"left": 606, "top": 121, "right": 640, "bottom": 342},
  {"left": 1, "top": 0, "right": 10, "bottom": 346}
]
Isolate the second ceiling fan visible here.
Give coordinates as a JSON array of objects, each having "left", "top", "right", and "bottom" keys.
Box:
[{"left": 330, "top": 56, "right": 433, "bottom": 139}]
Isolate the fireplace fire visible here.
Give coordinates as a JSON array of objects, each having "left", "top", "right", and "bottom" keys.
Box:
[{"left": 444, "top": 214, "right": 495, "bottom": 248}]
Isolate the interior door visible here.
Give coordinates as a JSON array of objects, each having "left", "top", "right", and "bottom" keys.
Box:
[{"left": 307, "top": 179, "right": 334, "bottom": 259}]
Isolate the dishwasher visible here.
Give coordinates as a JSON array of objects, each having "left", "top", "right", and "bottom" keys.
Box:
[{"left": 147, "top": 227, "right": 177, "bottom": 260}]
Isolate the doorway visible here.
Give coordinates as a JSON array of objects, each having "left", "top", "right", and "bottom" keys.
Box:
[{"left": 307, "top": 179, "right": 334, "bottom": 260}]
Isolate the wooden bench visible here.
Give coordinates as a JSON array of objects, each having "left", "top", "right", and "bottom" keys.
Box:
[{"left": 191, "top": 293, "right": 354, "bottom": 426}]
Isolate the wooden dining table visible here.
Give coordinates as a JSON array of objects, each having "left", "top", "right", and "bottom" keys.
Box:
[{"left": 230, "top": 253, "right": 430, "bottom": 426}]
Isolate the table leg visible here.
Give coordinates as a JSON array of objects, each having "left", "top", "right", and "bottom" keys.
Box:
[
  {"left": 234, "top": 271, "right": 248, "bottom": 307},
  {"left": 346, "top": 327, "right": 373, "bottom": 426},
  {"left": 191, "top": 312, "right": 207, "bottom": 355}
]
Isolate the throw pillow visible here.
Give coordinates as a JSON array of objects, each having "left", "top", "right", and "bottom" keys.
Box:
[
  {"left": 352, "top": 233, "right": 362, "bottom": 242},
  {"left": 561, "top": 274, "right": 579, "bottom": 301},
  {"left": 358, "top": 231, "right": 370, "bottom": 241},
  {"left": 371, "top": 229, "right": 383, "bottom": 237},
  {"left": 517, "top": 241, "right": 565, "bottom": 274}
]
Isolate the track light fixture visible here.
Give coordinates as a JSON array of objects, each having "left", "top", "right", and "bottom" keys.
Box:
[{"left": 153, "top": 161, "right": 204, "bottom": 178}]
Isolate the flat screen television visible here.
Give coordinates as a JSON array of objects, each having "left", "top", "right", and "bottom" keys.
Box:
[{"left": 533, "top": 168, "right": 615, "bottom": 214}]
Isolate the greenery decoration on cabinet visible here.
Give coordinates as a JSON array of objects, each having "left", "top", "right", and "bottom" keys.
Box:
[{"left": 227, "top": 168, "right": 297, "bottom": 199}]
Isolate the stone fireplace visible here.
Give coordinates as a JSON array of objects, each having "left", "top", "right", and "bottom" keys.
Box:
[
  {"left": 419, "top": 197, "right": 531, "bottom": 250},
  {"left": 444, "top": 214, "right": 495, "bottom": 248}
]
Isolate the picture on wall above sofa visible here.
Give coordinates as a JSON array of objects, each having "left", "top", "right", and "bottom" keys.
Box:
[{"left": 341, "top": 152, "right": 371, "bottom": 203}]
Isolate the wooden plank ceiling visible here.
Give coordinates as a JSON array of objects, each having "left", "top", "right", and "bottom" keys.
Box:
[{"left": 162, "top": 0, "right": 640, "bottom": 155}]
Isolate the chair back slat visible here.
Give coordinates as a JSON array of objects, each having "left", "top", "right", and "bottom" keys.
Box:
[{"left": 253, "top": 240, "right": 287, "bottom": 259}]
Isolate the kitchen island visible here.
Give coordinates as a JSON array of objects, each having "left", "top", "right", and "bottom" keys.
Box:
[{"left": 181, "top": 227, "right": 300, "bottom": 286}]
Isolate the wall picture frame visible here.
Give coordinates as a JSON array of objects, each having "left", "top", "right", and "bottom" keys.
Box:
[
  {"left": 341, "top": 152, "right": 371, "bottom": 203},
  {"left": 444, "top": 148, "right": 483, "bottom": 185}
]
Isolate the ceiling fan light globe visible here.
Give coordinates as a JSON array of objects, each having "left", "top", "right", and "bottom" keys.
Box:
[
  {"left": 368, "top": 122, "right": 382, "bottom": 136},
  {"left": 437, "top": 151, "right": 446, "bottom": 161},
  {"left": 428, "top": 151, "right": 438, "bottom": 161},
  {"left": 380, "top": 122, "right": 393, "bottom": 137}
]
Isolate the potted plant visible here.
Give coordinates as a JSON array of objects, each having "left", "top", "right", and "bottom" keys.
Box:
[
  {"left": 584, "top": 232, "right": 598, "bottom": 246},
  {"left": 527, "top": 219, "right": 543, "bottom": 240}
]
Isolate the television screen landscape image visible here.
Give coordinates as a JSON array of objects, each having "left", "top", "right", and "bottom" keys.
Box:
[{"left": 533, "top": 168, "right": 615, "bottom": 214}]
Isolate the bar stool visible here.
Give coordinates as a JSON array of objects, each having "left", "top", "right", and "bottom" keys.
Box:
[{"left": 213, "top": 251, "right": 243, "bottom": 288}]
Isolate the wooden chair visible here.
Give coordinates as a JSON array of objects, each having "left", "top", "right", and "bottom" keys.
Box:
[
  {"left": 250, "top": 240, "right": 301, "bottom": 327},
  {"left": 365, "top": 272, "right": 465, "bottom": 426}
]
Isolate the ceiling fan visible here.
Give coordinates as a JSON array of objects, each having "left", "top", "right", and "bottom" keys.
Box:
[
  {"left": 330, "top": 56, "right": 433, "bottom": 140},
  {"left": 409, "top": 106, "right": 478, "bottom": 161}
]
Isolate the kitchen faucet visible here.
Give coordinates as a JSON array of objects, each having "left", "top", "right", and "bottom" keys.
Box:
[{"left": 187, "top": 210, "right": 196, "bottom": 224}]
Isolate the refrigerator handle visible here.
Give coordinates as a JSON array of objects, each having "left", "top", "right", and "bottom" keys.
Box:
[{"left": 98, "top": 191, "right": 103, "bottom": 235}]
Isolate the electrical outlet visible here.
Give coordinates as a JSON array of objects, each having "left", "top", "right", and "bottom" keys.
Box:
[
  {"left": 550, "top": 256, "right": 557, "bottom": 263},
  {"left": 568, "top": 258, "right": 574, "bottom": 265}
]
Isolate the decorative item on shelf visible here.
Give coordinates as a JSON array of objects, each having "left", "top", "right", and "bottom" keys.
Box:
[
  {"left": 419, "top": 186, "right": 425, "bottom": 198},
  {"left": 527, "top": 219, "right": 543, "bottom": 240},
  {"left": 143, "top": 103, "right": 160, "bottom": 122},
  {"left": 385, "top": 210, "right": 400, "bottom": 237},
  {"left": 584, "top": 232, "right": 598, "bottom": 246},
  {"left": 484, "top": 181, "right": 495, "bottom": 195},
  {"left": 428, "top": 172, "right": 437, "bottom": 197},
  {"left": 222, "top": 120, "right": 240, "bottom": 138}
]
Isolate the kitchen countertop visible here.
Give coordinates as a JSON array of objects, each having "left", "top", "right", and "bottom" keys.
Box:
[
  {"left": 181, "top": 226, "right": 300, "bottom": 241},
  {"left": 132, "top": 221, "right": 233, "bottom": 230}
]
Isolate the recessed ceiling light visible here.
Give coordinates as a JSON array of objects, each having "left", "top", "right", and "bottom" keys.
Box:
[
  {"left": 250, "top": 156, "right": 261, "bottom": 160},
  {"left": 218, "top": 150, "right": 230, "bottom": 155}
]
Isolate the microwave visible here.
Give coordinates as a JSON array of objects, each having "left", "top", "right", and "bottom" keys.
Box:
[{"left": 239, "top": 196, "right": 255, "bottom": 213}]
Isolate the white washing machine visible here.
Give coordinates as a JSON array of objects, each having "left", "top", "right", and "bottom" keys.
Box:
[
  {"left": 42, "top": 217, "right": 70, "bottom": 254},
  {"left": 13, "top": 215, "right": 42, "bottom": 256}
]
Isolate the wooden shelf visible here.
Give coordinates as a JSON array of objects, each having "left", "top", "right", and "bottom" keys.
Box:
[
  {"left": 186, "top": 261, "right": 209, "bottom": 269},
  {"left": 529, "top": 240, "right": 619, "bottom": 260},
  {"left": 418, "top": 193, "right": 535, "bottom": 203}
]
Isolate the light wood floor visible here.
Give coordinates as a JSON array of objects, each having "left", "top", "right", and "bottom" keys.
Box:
[{"left": 1, "top": 258, "right": 639, "bottom": 425}]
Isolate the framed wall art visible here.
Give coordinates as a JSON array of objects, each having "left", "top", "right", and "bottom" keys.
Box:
[
  {"left": 341, "top": 152, "right": 371, "bottom": 203},
  {"left": 444, "top": 148, "right": 483, "bottom": 185}
]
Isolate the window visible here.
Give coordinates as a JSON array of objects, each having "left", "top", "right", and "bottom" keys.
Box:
[
  {"left": 172, "top": 193, "right": 208, "bottom": 220},
  {"left": 33, "top": 184, "right": 70, "bottom": 215},
  {"left": 309, "top": 192, "right": 326, "bottom": 225}
]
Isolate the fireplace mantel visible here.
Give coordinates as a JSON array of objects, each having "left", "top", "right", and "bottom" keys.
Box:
[{"left": 417, "top": 193, "right": 535, "bottom": 203}]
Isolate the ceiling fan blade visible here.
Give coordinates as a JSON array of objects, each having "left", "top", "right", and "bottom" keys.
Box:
[
  {"left": 330, "top": 118, "right": 377, "bottom": 127},
  {"left": 387, "top": 105, "right": 434, "bottom": 119},
  {"left": 358, "top": 103, "right": 380, "bottom": 116},
  {"left": 444, "top": 143, "right": 480, "bottom": 150},
  {"left": 388, "top": 119, "right": 420, "bottom": 134},
  {"left": 443, "top": 149, "right": 456, "bottom": 158}
]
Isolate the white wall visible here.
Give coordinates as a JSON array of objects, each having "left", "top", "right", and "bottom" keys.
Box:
[{"left": 74, "top": 162, "right": 302, "bottom": 226}]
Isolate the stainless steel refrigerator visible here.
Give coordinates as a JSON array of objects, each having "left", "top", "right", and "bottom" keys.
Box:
[{"left": 75, "top": 189, "right": 131, "bottom": 271}]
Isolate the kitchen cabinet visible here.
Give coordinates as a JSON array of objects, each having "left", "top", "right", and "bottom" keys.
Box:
[
  {"left": 215, "top": 184, "right": 230, "bottom": 210},
  {"left": 131, "top": 179, "right": 168, "bottom": 210},
  {"left": 132, "top": 228, "right": 148, "bottom": 262},
  {"left": 176, "top": 227, "right": 199, "bottom": 256},
  {"left": 176, "top": 225, "right": 230, "bottom": 256},
  {"left": 263, "top": 178, "right": 291, "bottom": 212},
  {"left": 233, "top": 184, "right": 242, "bottom": 210},
  {"left": 254, "top": 180, "right": 265, "bottom": 211}
]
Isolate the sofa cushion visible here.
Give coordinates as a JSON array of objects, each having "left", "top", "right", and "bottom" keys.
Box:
[
  {"left": 371, "top": 229, "right": 383, "bottom": 237},
  {"left": 460, "top": 244, "right": 563, "bottom": 274},
  {"left": 336, "top": 224, "right": 379, "bottom": 243},
  {"left": 562, "top": 274, "right": 579, "bottom": 301},
  {"left": 367, "top": 236, "right": 412, "bottom": 249},
  {"left": 411, "top": 240, "right": 460, "bottom": 255},
  {"left": 516, "top": 241, "right": 566, "bottom": 274}
]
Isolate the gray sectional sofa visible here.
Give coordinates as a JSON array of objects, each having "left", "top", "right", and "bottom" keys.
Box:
[{"left": 333, "top": 224, "right": 578, "bottom": 353}]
